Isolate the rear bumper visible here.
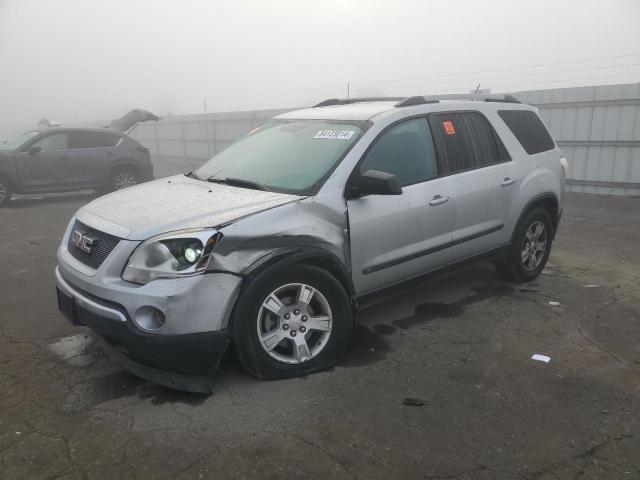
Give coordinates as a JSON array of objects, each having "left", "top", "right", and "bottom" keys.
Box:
[{"left": 56, "top": 269, "right": 230, "bottom": 393}]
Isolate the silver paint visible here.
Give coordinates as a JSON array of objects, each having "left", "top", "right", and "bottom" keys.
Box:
[{"left": 57, "top": 99, "right": 565, "bottom": 338}]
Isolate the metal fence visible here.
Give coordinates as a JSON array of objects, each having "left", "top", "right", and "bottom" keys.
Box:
[
  {"left": 130, "top": 83, "right": 640, "bottom": 196},
  {"left": 516, "top": 83, "right": 640, "bottom": 196},
  {"left": 129, "top": 108, "right": 292, "bottom": 178}
]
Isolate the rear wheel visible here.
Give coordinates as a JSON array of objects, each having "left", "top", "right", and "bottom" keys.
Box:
[
  {"left": 232, "top": 264, "right": 353, "bottom": 379},
  {"left": 108, "top": 166, "right": 139, "bottom": 192},
  {"left": 0, "top": 177, "right": 12, "bottom": 207},
  {"left": 495, "top": 207, "right": 553, "bottom": 283}
]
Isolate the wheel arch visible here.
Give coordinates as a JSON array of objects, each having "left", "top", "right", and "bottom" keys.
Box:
[
  {"left": 0, "top": 170, "right": 17, "bottom": 191},
  {"left": 226, "top": 247, "right": 356, "bottom": 329},
  {"left": 513, "top": 192, "right": 559, "bottom": 242},
  {"left": 107, "top": 159, "right": 141, "bottom": 177}
]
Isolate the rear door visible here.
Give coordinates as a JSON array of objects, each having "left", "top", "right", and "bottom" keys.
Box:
[
  {"left": 347, "top": 117, "right": 456, "bottom": 294},
  {"left": 68, "top": 131, "right": 121, "bottom": 186},
  {"left": 16, "top": 132, "right": 77, "bottom": 191},
  {"left": 429, "top": 111, "right": 516, "bottom": 260}
]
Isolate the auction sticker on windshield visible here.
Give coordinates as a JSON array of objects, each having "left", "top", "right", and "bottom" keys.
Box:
[{"left": 313, "top": 130, "right": 356, "bottom": 140}]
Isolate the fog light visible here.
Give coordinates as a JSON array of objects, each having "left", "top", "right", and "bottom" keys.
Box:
[{"left": 134, "top": 306, "right": 166, "bottom": 331}]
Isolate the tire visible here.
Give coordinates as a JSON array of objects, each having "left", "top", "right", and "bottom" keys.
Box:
[
  {"left": 232, "top": 264, "right": 353, "bottom": 380},
  {"left": 107, "top": 166, "right": 139, "bottom": 192},
  {"left": 0, "top": 176, "right": 12, "bottom": 207},
  {"left": 495, "top": 207, "right": 554, "bottom": 283}
]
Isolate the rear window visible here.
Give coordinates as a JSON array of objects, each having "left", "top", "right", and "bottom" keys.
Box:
[
  {"left": 498, "top": 110, "right": 555, "bottom": 155},
  {"left": 69, "top": 132, "right": 120, "bottom": 149}
]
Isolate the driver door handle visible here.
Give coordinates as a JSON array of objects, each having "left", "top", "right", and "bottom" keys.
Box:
[
  {"left": 429, "top": 194, "right": 449, "bottom": 206},
  {"left": 501, "top": 177, "right": 515, "bottom": 187}
]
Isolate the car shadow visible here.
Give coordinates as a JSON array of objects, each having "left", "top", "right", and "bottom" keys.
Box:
[{"left": 8, "top": 190, "right": 102, "bottom": 208}]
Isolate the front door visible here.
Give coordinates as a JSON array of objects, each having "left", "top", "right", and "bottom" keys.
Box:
[
  {"left": 347, "top": 117, "right": 455, "bottom": 295},
  {"left": 17, "top": 132, "right": 77, "bottom": 191}
]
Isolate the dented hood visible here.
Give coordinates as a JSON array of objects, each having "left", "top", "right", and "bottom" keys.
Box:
[{"left": 76, "top": 175, "right": 302, "bottom": 240}]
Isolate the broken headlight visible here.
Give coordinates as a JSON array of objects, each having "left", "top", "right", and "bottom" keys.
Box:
[{"left": 121, "top": 229, "right": 222, "bottom": 284}]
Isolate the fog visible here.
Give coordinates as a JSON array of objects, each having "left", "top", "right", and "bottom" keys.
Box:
[{"left": 1, "top": 0, "right": 639, "bottom": 134}]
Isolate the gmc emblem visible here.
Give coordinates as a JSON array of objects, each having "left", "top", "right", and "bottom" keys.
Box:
[{"left": 71, "top": 231, "right": 98, "bottom": 254}]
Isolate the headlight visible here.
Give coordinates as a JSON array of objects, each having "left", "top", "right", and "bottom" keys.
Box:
[{"left": 122, "top": 229, "right": 223, "bottom": 284}]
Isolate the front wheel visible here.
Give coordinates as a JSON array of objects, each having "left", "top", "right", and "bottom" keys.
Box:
[
  {"left": 232, "top": 264, "right": 353, "bottom": 379},
  {"left": 0, "top": 177, "right": 12, "bottom": 207},
  {"left": 495, "top": 207, "right": 554, "bottom": 283}
]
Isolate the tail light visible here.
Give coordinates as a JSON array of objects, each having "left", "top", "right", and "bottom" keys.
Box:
[
  {"left": 136, "top": 146, "right": 150, "bottom": 154},
  {"left": 559, "top": 156, "right": 568, "bottom": 177}
]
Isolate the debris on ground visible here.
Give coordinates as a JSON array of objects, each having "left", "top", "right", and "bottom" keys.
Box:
[
  {"left": 403, "top": 398, "right": 426, "bottom": 407},
  {"left": 531, "top": 354, "right": 551, "bottom": 363},
  {"left": 549, "top": 301, "right": 560, "bottom": 306}
]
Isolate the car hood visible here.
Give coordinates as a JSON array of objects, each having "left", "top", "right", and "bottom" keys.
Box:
[{"left": 76, "top": 175, "right": 303, "bottom": 240}]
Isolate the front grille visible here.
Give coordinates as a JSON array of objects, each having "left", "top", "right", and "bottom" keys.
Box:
[{"left": 67, "top": 220, "right": 120, "bottom": 269}]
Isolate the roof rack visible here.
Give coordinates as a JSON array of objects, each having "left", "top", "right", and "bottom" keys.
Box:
[
  {"left": 397, "top": 94, "right": 521, "bottom": 106},
  {"left": 313, "top": 97, "right": 405, "bottom": 107},
  {"left": 313, "top": 94, "right": 521, "bottom": 109}
]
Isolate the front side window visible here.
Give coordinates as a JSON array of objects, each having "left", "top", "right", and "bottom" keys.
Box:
[
  {"left": 32, "top": 133, "right": 68, "bottom": 152},
  {"left": 194, "top": 120, "right": 364, "bottom": 194},
  {"left": 0, "top": 131, "right": 39, "bottom": 151},
  {"left": 359, "top": 118, "right": 438, "bottom": 186}
]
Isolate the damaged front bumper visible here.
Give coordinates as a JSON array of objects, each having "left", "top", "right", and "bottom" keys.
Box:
[{"left": 55, "top": 266, "right": 237, "bottom": 393}]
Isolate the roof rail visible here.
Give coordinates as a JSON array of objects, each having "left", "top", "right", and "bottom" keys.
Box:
[
  {"left": 418, "top": 93, "right": 521, "bottom": 104},
  {"left": 313, "top": 97, "right": 405, "bottom": 107},
  {"left": 394, "top": 96, "right": 439, "bottom": 107},
  {"left": 314, "top": 93, "right": 521, "bottom": 109}
]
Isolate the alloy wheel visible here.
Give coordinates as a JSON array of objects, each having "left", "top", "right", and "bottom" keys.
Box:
[
  {"left": 256, "top": 283, "right": 333, "bottom": 364},
  {"left": 114, "top": 172, "right": 137, "bottom": 190},
  {"left": 521, "top": 220, "right": 547, "bottom": 271}
]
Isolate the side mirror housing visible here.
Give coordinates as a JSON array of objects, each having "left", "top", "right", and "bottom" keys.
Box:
[
  {"left": 349, "top": 169, "right": 403, "bottom": 197},
  {"left": 28, "top": 146, "right": 41, "bottom": 155}
]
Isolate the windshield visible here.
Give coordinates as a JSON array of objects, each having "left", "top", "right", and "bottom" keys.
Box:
[
  {"left": 0, "top": 131, "right": 40, "bottom": 151},
  {"left": 193, "top": 120, "right": 364, "bottom": 194}
]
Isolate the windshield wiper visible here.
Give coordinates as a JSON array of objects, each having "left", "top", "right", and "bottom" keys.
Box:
[{"left": 207, "top": 177, "right": 269, "bottom": 191}]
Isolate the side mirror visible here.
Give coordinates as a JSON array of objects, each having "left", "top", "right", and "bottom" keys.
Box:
[
  {"left": 28, "top": 146, "right": 41, "bottom": 155},
  {"left": 349, "top": 169, "right": 403, "bottom": 197}
]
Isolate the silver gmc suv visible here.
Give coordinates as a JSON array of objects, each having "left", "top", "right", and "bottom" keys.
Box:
[{"left": 55, "top": 95, "right": 566, "bottom": 392}]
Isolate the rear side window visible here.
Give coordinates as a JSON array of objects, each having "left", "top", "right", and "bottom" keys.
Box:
[
  {"left": 498, "top": 110, "right": 555, "bottom": 155},
  {"left": 430, "top": 112, "right": 506, "bottom": 173},
  {"left": 69, "top": 132, "right": 120, "bottom": 149},
  {"left": 359, "top": 117, "right": 439, "bottom": 186},
  {"left": 465, "top": 112, "right": 503, "bottom": 166}
]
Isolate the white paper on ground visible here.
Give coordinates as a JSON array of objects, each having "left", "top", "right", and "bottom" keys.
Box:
[
  {"left": 548, "top": 301, "right": 560, "bottom": 306},
  {"left": 532, "top": 354, "right": 551, "bottom": 363}
]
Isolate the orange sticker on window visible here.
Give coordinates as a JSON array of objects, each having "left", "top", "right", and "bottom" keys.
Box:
[{"left": 442, "top": 121, "right": 456, "bottom": 135}]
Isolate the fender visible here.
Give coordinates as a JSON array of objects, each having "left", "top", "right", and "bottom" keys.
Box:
[
  {"left": 219, "top": 246, "right": 357, "bottom": 329},
  {"left": 512, "top": 192, "right": 560, "bottom": 241},
  {"left": 0, "top": 154, "right": 21, "bottom": 193},
  {"left": 106, "top": 158, "right": 140, "bottom": 177},
  {"left": 241, "top": 246, "right": 355, "bottom": 298}
]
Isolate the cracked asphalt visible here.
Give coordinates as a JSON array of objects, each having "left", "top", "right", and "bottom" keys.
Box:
[{"left": 1, "top": 191, "right": 639, "bottom": 480}]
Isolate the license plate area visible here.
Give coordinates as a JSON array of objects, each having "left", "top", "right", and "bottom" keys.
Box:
[{"left": 56, "top": 288, "right": 78, "bottom": 325}]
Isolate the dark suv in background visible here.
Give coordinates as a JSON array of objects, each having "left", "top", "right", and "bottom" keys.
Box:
[{"left": 0, "top": 127, "right": 153, "bottom": 206}]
